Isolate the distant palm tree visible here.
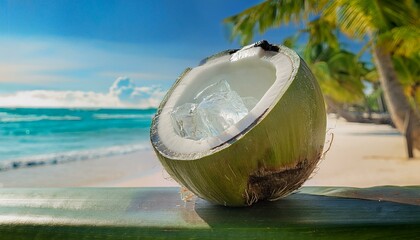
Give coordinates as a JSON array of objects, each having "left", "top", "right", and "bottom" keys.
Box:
[
  {"left": 282, "top": 18, "right": 372, "bottom": 120},
  {"left": 308, "top": 45, "right": 370, "bottom": 122},
  {"left": 225, "top": 0, "right": 420, "bottom": 153}
]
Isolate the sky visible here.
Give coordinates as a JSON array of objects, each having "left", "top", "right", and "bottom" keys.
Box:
[{"left": 0, "top": 0, "right": 356, "bottom": 108}]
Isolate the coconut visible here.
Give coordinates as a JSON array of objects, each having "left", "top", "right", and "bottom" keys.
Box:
[{"left": 150, "top": 40, "right": 326, "bottom": 207}]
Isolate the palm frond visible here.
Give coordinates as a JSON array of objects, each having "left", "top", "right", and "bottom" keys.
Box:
[
  {"left": 305, "top": 18, "right": 339, "bottom": 50},
  {"left": 323, "top": 0, "right": 416, "bottom": 39},
  {"left": 376, "top": 0, "right": 417, "bottom": 28},
  {"left": 364, "top": 69, "right": 379, "bottom": 83},
  {"left": 282, "top": 34, "right": 300, "bottom": 49},
  {"left": 323, "top": 0, "right": 375, "bottom": 39},
  {"left": 378, "top": 26, "right": 420, "bottom": 57},
  {"left": 224, "top": 0, "right": 328, "bottom": 45},
  {"left": 394, "top": 55, "right": 420, "bottom": 85},
  {"left": 310, "top": 49, "right": 367, "bottom": 103},
  {"left": 392, "top": 55, "right": 420, "bottom": 108}
]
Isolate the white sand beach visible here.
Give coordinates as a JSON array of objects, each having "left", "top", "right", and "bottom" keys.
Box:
[
  {"left": 306, "top": 118, "right": 420, "bottom": 187},
  {"left": 0, "top": 117, "right": 419, "bottom": 188}
]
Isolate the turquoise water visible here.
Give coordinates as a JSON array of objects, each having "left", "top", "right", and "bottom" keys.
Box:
[{"left": 0, "top": 108, "right": 156, "bottom": 170}]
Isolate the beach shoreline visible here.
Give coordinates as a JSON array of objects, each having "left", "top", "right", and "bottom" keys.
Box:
[
  {"left": 0, "top": 149, "right": 178, "bottom": 188},
  {"left": 0, "top": 118, "right": 419, "bottom": 188}
]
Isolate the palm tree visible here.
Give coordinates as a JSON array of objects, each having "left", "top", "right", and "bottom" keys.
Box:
[
  {"left": 225, "top": 0, "right": 420, "bottom": 155},
  {"left": 310, "top": 47, "right": 371, "bottom": 122},
  {"left": 282, "top": 18, "right": 372, "bottom": 121}
]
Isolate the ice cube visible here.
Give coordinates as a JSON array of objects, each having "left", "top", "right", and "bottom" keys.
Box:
[
  {"left": 197, "top": 87, "right": 248, "bottom": 136},
  {"left": 171, "top": 80, "right": 253, "bottom": 140},
  {"left": 170, "top": 103, "right": 210, "bottom": 140},
  {"left": 194, "top": 79, "right": 231, "bottom": 103}
]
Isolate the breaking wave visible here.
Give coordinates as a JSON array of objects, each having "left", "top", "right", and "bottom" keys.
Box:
[
  {"left": 93, "top": 113, "right": 154, "bottom": 120},
  {"left": 0, "top": 143, "right": 151, "bottom": 171},
  {"left": 0, "top": 112, "right": 81, "bottom": 123}
]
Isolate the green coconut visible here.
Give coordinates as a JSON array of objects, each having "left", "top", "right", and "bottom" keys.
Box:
[{"left": 150, "top": 40, "right": 326, "bottom": 207}]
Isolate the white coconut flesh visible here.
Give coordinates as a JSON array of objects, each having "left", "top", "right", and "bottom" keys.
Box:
[{"left": 156, "top": 45, "right": 298, "bottom": 158}]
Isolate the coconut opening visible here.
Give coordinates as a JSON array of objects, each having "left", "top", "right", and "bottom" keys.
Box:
[
  {"left": 156, "top": 46, "right": 298, "bottom": 157},
  {"left": 172, "top": 58, "right": 275, "bottom": 108}
]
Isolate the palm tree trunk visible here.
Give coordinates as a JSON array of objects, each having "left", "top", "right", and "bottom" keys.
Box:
[{"left": 372, "top": 45, "right": 420, "bottom": 153}]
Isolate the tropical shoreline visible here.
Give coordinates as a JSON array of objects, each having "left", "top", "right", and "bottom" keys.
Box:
[
  {"left": 0, "top": 143, "right": 151, "bottom": 172},
  {"left": 0, "top": 149, "right": 175, "bottom": 188},
  {"left": 0, "top": 118, "right": 419, "bottom": 188}
]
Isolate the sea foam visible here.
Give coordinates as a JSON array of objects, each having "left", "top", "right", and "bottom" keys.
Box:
[
  {"left": 93, "top": 114, "right": 154, "bottom": 120},
  {"left": 0, "top": 143, "right": 151, "bottom": 171},
  {"left": 0, "top": 112, "right": 81, "bottom": 122}
]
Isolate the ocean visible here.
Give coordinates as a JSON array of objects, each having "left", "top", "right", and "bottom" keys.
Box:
[{"left": 0, "top": 108, "right": 156, "bottom": 171}]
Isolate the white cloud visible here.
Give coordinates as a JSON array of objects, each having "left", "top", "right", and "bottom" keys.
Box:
[{"left": 0, "top": 77, "right": 166, "bottom": 109}]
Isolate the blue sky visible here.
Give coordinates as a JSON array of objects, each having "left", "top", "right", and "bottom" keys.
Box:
[{"left": 0, "top": 0, "right": 360, "bottom": 108}]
